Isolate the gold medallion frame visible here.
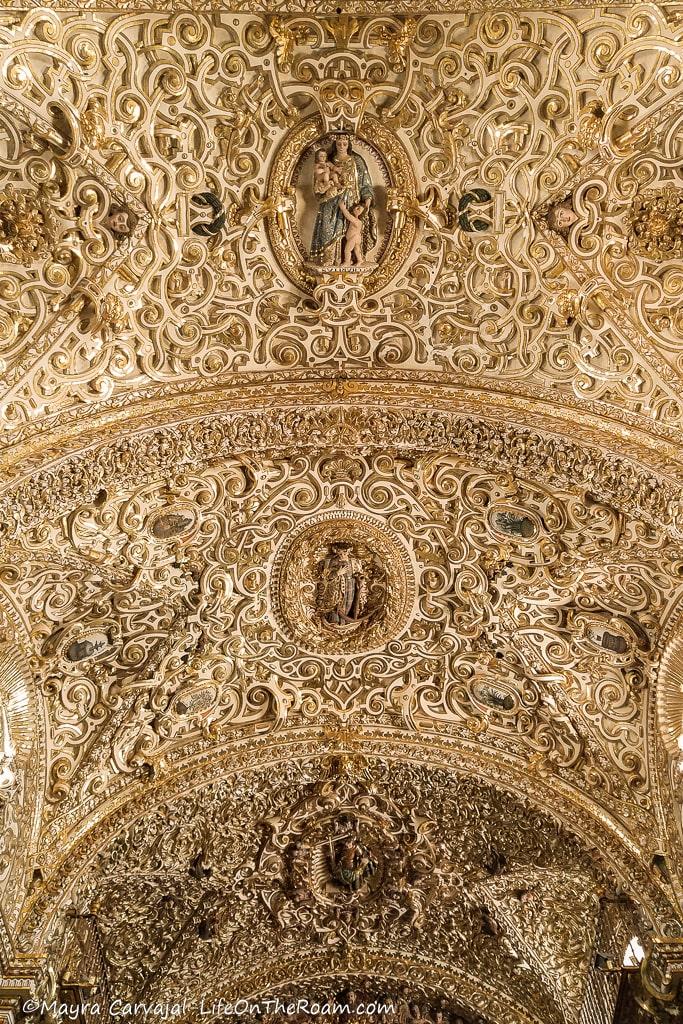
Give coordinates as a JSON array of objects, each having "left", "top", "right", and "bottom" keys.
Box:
[{"left": 266, "top": 114, "right": 418, "bottom": 296}]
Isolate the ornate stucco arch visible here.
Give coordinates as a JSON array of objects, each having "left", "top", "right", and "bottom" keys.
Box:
[
  {"left": 15, "top": 735, "right": 681, "bottom": 928},
  {"left": 11, "top": 740, "right": 665, "bottom": 1024}
]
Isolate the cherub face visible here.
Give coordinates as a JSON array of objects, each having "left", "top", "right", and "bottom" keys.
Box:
[
  {"left": 106, "top": 210, "right": 131, "bottom": 236},
  {"left": 352, "top": 204, "right": 364, "bottom": 216},
  {"left": 549, "top": 204, "right": 578, "bottom": 231}
]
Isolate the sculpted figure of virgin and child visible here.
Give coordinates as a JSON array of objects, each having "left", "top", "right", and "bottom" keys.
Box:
[{"left": 309, "top": 133, "right": 379, "bottom": 268}]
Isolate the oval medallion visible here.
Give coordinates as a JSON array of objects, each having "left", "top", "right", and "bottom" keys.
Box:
[{"left": 270, "top": 512, "right": 416, "bottom": 656}]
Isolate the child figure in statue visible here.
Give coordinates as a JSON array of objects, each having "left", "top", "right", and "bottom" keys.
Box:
[
  {"left": 340, "top": 202, "right": 366, "bottom": 265},
  {"left": 313, "top": 149, "right": 342, "bottom": 198}
]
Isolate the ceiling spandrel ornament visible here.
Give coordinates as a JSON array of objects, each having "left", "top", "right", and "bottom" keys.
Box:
[
  {"left": 0, "top": 184, "right": 60, "bottom": 266},
  {"left": 627, "top": 185, "right": 683, "bottom": 265}
]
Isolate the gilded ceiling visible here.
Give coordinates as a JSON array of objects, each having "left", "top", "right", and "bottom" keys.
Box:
[{"left": 0, "top": 1, "right": 683, "bottom": 1022}]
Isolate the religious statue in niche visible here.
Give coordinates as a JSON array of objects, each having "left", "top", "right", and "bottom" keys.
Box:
[
  {"left": 309, "top": 134, "right": 378, "bottom": 268},
  {"left": 266, "top": 114, "right": 415, "bottom": 295},
  {"left": 274, "top": 514, "right": 412, "bottom": 658},
  {"left": 315, "top": 541, "right": 384, "bottom": 631},
  {"left": 329, "top": 827, "right": 378, "bottom": 893},
  {"left": 251, "top": 763, "right": 441, "bottom": 943}
]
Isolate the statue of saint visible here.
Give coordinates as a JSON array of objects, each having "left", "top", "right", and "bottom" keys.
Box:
[
  {"left": 329, "top": 833, "right": 378, "bottom": 892},
  {"left": 315, "top": 543, "right": 369, "bottom": 627},
  {"left": 310, "top": 134, "right": 378, "bottom": 267}
]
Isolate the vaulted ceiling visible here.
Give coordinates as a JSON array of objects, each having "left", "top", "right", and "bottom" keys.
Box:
[{"left": 1, "top": 3, "right": 683, "bottom": 1022}]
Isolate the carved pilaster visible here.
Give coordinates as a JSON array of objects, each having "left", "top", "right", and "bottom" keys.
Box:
[{"left": 0, "top": 977, "right": 35, "bottom": 1024}]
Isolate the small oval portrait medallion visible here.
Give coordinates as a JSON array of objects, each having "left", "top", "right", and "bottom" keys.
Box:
[
  {"left": 148, "top": 505, "right": 198, "bottom": 541},
  {"left": 489, "top": 505, "right": 540, "bottom": 543},
  {"left": 62, "top": 629, "right": 111, "bottom": 664}
]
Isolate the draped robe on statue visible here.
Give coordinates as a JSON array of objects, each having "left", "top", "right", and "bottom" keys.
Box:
[{"left": 310, "top": 149, "right": 375, "bottom": 266}]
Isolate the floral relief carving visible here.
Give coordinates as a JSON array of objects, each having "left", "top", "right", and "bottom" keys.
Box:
[
  {"left": 0, "top": 449, "right": 675, "bottom": 832},
  {"left": 0, "top": 11, "right": 679, "bottom": 438},
  {"left": 42, "top": 759, "right": 614, "bottom": 1024}
]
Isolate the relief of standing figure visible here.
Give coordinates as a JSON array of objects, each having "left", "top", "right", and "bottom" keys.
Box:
[
  {"left": 310, "top": 133, "right": 378, "bottom": 266},
  {"left": 339, "top": 202, "right": 366, "bottom": 265},
  {"left": 329, "top": 833, "right": 378, "bottom": 892},
  {"left": 315, "top": 543, "right": 369, "bottom": 627}
]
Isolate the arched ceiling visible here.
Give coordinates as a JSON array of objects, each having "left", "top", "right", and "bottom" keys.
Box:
[
  {"left": 64, "top": 760, "right": 607, "bottom": 1024},
  {"left": 0, "top": 2, "right": 683, "bottom": 1022}
]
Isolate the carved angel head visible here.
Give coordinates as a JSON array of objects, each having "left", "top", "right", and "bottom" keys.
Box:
[
  {"left": 105, "top": 204, "right": 137, "bottom": 239},
  {"left": 546, "top": 200, "right": 579, "bottom": 235}
]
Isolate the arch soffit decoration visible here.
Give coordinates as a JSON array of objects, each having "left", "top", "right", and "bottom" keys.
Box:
[
  {"left": 17, "top": 740, "right": 680, "bottom": 943},
  {"left": 15, "top": 746, "right": 667, "bottom": 1024}
]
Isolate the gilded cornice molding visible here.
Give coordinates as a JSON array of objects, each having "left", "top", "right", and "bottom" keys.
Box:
[
  {"left": 3, "top": 374, "right": 683, "bottom": 478},
  {"left": 0, "top": 404, "right": 680, "bottom": 540}
]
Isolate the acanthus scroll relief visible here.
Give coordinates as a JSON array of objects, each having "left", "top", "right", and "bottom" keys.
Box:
[
  {"left": 0, "top": 450, "right": 677, "bottom": 829},
  {"left": 39, "top": 758, "right": 616, "bottom": 1024}
]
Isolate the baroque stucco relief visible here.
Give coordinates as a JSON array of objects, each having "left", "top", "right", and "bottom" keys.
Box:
[{"left": 0, "top": 5, "right": 683, "bottom": 1022}]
